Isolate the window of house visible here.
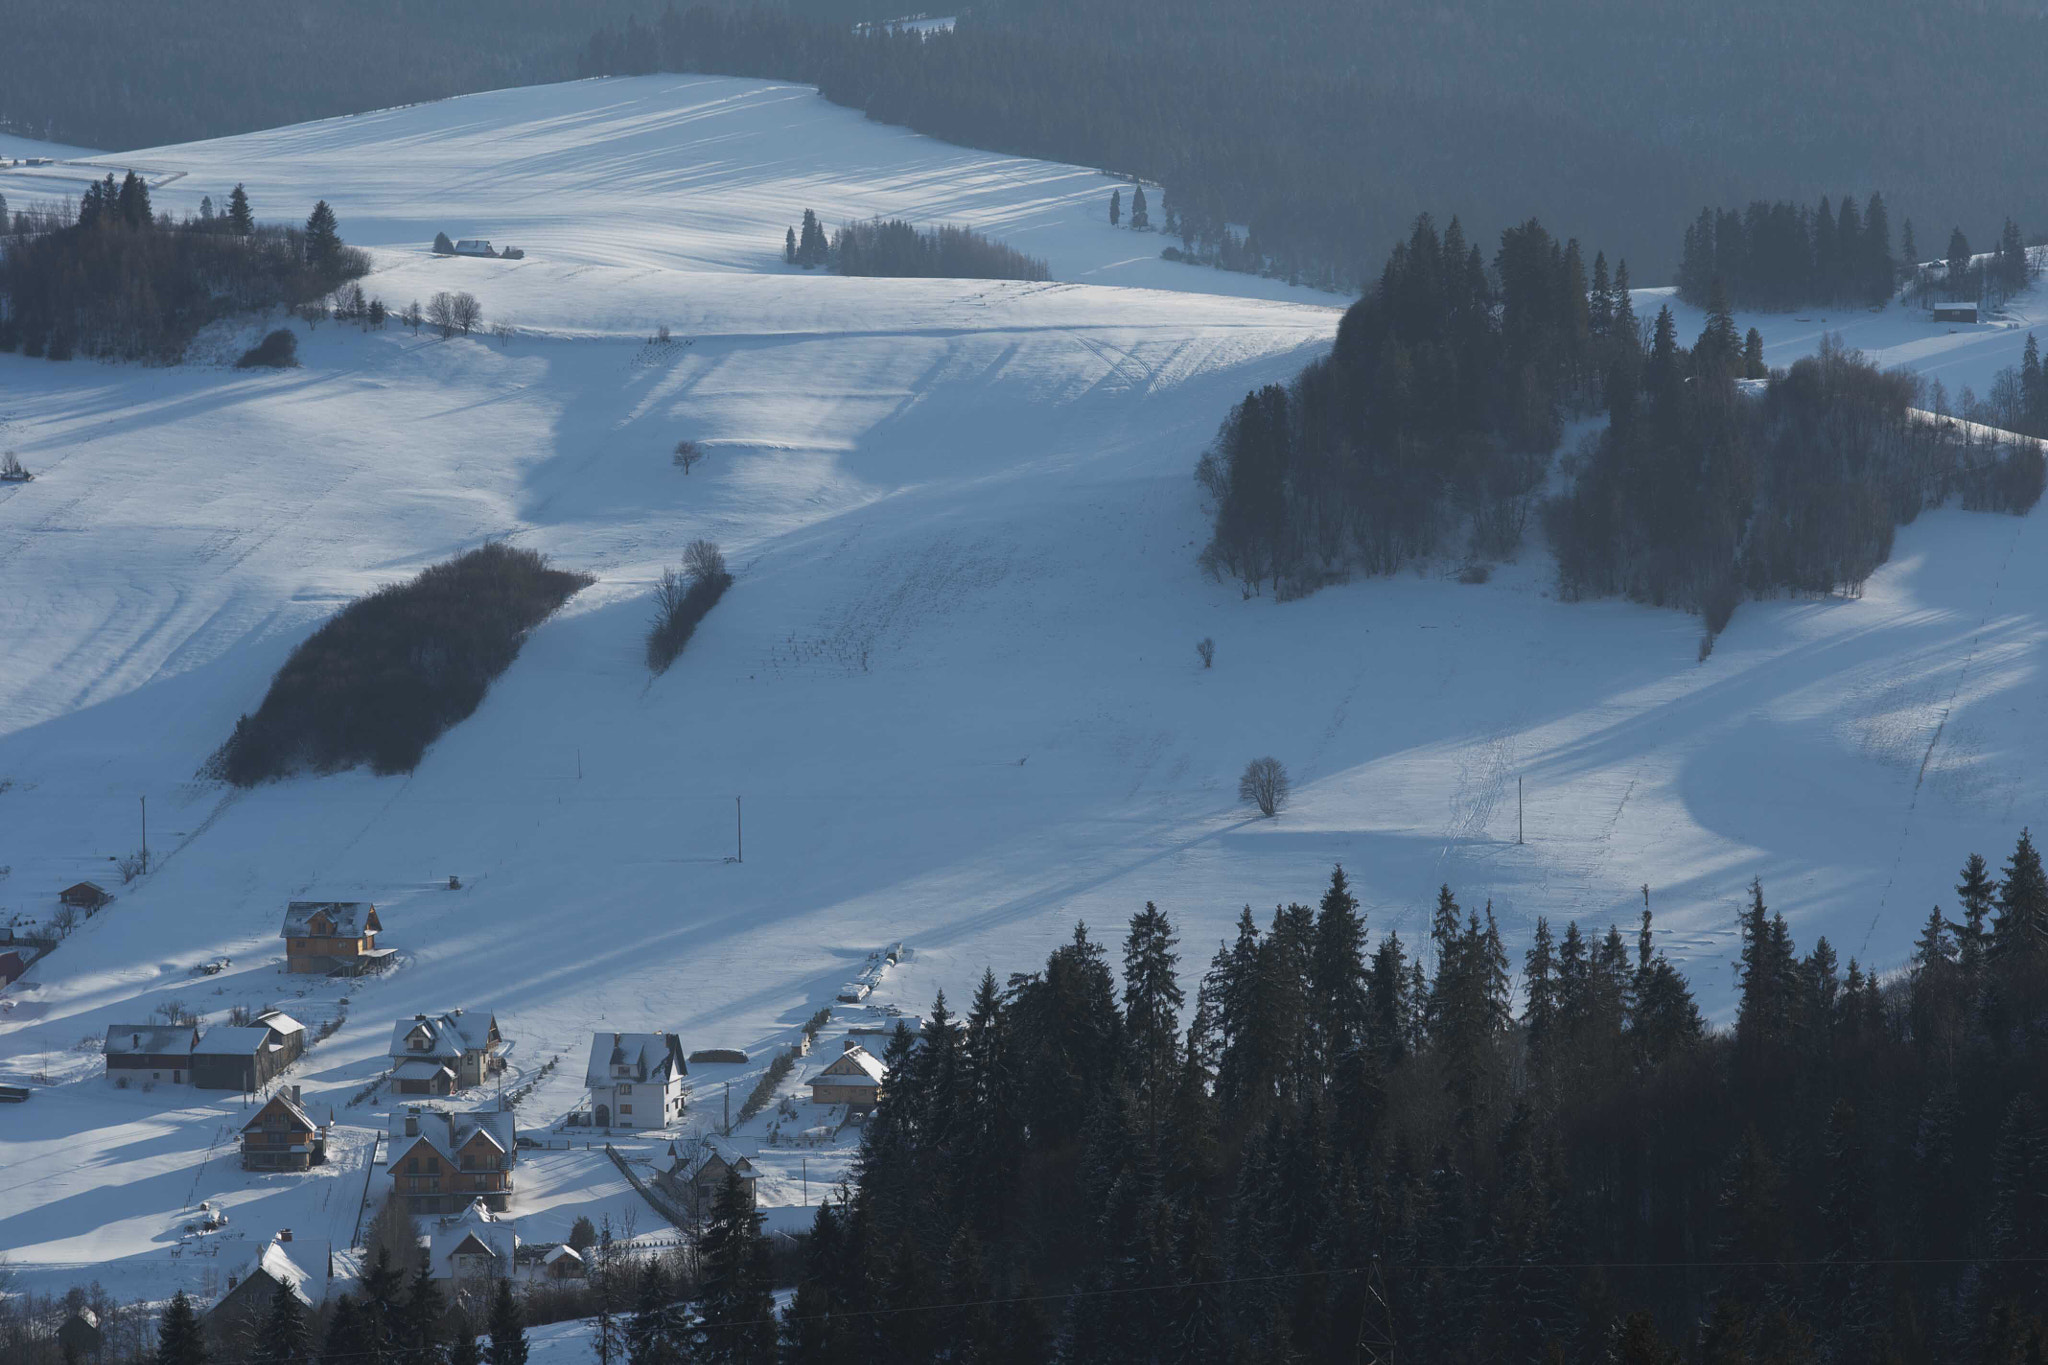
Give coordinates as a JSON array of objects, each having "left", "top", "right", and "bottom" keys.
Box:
[{"left": 619, "top": 1103, "right": 632, "bottom": 1115}]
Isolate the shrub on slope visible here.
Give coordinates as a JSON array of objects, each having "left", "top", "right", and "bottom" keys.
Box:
[
  {"left": 645, "top": 539, "right": 732, "bottom": 675},
  {"left": 235, "top": 329, "right": 299, "bottom": 368},
  {"left": 214, "top": 543, "right": 594, "bottom": 784}
]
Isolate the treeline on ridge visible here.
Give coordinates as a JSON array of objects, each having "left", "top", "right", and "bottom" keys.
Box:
[
  {"left": 0, "top": 176, "right": 366, "bottom": 362},
  {"left": 211, "top": 543, "right": 593, "bottom": 784},
  {"left": 1198, "top": 213, "right": 2045, "bottom": 625},
  {"left": 784, "top": 212, "right": 1050, "bottom": 282},
  {"left": 781, "top": 834, "right": 2048, "bottom": 1362}
]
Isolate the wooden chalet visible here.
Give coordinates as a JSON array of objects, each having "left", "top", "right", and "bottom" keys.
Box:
[
  {"left": 59, "top": 881, "right": 111, "bottom": 912},
  {"left": 388, "top": 1007, "right": 503, "bottom": 1093},
  {"left": 103, "top": 1023, "right": 200, "bottom": 1086},
  {"left": 280, "top": 901, "right": 391, "bottom": 975},
  {"left": 240, "top": 1089, "right": 327, "bottom": 1171},
  {"left": 386, "top": 1105, "right": 518, "bottom": 1213},
  {"left": 808, "top": 1041, "right": 888, "bottom": 1110},
  {"left": 656, "top": 1136, "right": 759, "bottom": 1214}
]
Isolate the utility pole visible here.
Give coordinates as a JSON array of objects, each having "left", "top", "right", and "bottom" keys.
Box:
[
  {"left": 723, "top": 1081, "right": 730, "bottom": 1134},
  {"left": 735, "top": 796, "right": 743, "bottom": 864},
  {"left": 140, "top": 795, "right": 148, "bottom": 872},
  {"left": 1517, "top": 776, "right": 1523, "bottom": 845},
  {"left": 803, "top": 1156, "right": 808, "bottom": 1207}
]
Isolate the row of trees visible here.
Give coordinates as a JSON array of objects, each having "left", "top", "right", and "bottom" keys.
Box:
[
  {"left": 779, "top": 214, "right": 1050, "bottom": 282},
  {"left": 768, "top": 833, "right": 2048, "bottom": 1363},
  {"left": 0, "top": 180, "right": 365, "bottom": 361},
  {"left": 1197, "top": 214, "right": 1630, "bottom": 593},
  {"left": 1675, "top": 194, "right": 1900, "bottom": 311}
]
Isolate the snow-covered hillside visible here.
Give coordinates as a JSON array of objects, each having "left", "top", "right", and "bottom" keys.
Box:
[{"left": 2, "top": 75, "right": 2046, "bottom": 1303}]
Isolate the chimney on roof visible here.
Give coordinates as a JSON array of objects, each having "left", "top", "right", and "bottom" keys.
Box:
[
  {"left": 279, "top": 1228, "right": 293, "bottom": 1243},
  {"left": 844, "top": 1039, "right": 860, "bottom": 1052},
  {"left": 415, "top": 1013, "right": 428, "bottom": 1022},
  {"left": 451, "top": 1007, "right": 462, "bottom": 1016},
  {"left": 289, "top": 1085, "right": 300, "bottom": 1104},
  {"left": 405, "top": 1110, "right": 419, "bottom": 1137}
]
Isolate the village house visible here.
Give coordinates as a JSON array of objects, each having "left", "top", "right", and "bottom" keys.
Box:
[
  {"left": 452, "top": 239, "right": 495, "bottom": 257},
  {"left": 387, "top": 1008, "right": 503, "bottom": 1094},
  {"left": 583, "top": 1031, "right": 687, "bottom": 1130},
  {"left": 656, "top": 1136, "right": 759, "bottom": 1215},
  {"left": 280, "top": 900, "right": 391, "bottom": 975},
  {"left": 385, "top": 1104, "right": 518, "bottom": 1213},
  {"left": 103, "top": 1022, "right": 200, "bottom": 1087},
  {"left": 429, "top": 1198, "right": 517, "bottom": 1294},
  {"left": 57, "top": 1308, "right": 103, "bottom": 1359},
  {"left": 59, "top": 881, "right": 112, "bottom": 913},
  {"left": 0, "top": 948, "right": 26, "bottom": 990},
  {"left": 192, "top": 1010, "right": 305, "bottom": 1091},
  {"left": 207, "top": 1231, "right": 327, "bottom": 1341},
  {"left": 808, "top": 1040, "right": 888, "bottom": 1110},
  {"left": 239, "top": 1088, "right": 327, "bottom": 1171}
]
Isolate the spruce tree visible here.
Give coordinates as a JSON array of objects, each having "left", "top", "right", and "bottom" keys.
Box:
[
  {"left": 1946, "top": 227, "right": 1973, "bottom": 297},
  {"left": 1986, "top": 1093, "right": 2047, "bottom": 1317},
  {"left": 1308, "top": 865, "right": 1369, "bottom": 1082},
  {"left": 1863, "top": 191, "right": 1895, "bottom": 303},
  {"left": 399, "top": 1264, "right": 444, "bottom": 1365},
  {"left": 1957, "top": 851, "right": 1997, "bottom": 978},
  {"left": 320, "top": 1296, "right": 370, "bottom": 1365},
  {"left": 783, "top": 226, "right": 797, "bottom": 265},
  {"left": 1130, "top": 184, "right": 1148, "bottom": 230},
  {"left": 305, "top": 200, "right": 342, "bottom": 270},
  {"left": 697, "top": 1172, "right": 777, "bottom": 1364},
  {"left": 156, "top": 1290, "right": 208, "bottom": 1365},
  {"left": 228, "top": 183, "right": 253, "bottom": 235},
  {"left": 1109, "top": 188, "right": 1121, "bottom": 226},
  {"left": 1742, "top": 327, "right": 1765, "bottom": 379},
  {"left": 484, "top": 1279, "right": 527, "bottom": 1365},
  {"left": 434, "top": 231, "right": 456, "bottom": 255},
  {"left": 251, "top": 1277, "right": 312, "bottom": 1365},
  {"left": 1994, "top": 828, "right": 2048, "bottom": 959},
  {"left": 1121, "top": 901, "right": 1183, "bottom": 1135},
  {"left": 446, "top": 1316, "right": 483, "bottom": 1365}
]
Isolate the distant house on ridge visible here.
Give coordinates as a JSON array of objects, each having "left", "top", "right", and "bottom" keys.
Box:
[
  {"left": 452, "top": 239, "right": 495, "bottom": 257},
  {"left": 60, "top": 881, "right": 112, "bottom": 913},
  {"left": 808, "top": 1041, "right": 887, "bottom": 1110}
]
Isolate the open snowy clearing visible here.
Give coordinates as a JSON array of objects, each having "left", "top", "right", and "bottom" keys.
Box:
[{"left": 3, "top": 75, "right": 2047, "bottom": 1302}]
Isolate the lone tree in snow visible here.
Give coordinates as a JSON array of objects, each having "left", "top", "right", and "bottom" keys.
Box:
[
  {"left": 684, "top": 538, "right": 727, "bottom": 584},
  {"left": 673, "top": 439, "right": 704, "bottom": 475},
  {"left": 1239, "top": 756, "right": 1289, "bottom": 817},
  {"left": 1110, "top": 189, "right": 1121, "bottom": 227},
  {"left": 1196, "top": 636, "right": 1214, "bottom": 668}
]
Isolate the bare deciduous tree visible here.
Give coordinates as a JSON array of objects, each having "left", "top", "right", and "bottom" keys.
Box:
[
  {"left": 1238, "top": 756, "right": 1290, "bottom": 817},
  {"left": 673, "top": 439, "right": 705, "bottom": 475},
  {"left": 426, "top": 291, "right": 457, "bottom": 338},
  {"left": 1196, "top": 636, "right": 1215, "bottom": 668},
  {"left": 451, "top": 291, "right": 482, "bottom": 336},
  {"left": 366, "top": 1191, "right": 423, "bottom": 1274},
  {"left": 683, "top": 538, "right": 727, "bottom": 584}
]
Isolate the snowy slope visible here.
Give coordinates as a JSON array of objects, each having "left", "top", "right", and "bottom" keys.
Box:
[{"left": 3, "top": 75, "right": 2047, "bottom": 1301}]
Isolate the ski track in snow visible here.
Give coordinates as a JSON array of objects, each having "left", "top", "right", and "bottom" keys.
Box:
[{"left": 3, "top": 73, "right": 2048, "bottom": 1301}]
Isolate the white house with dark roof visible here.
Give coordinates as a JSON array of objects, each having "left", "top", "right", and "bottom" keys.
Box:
[
  {"left": 102, "top": 1023, "right": 199, "bottom": 1086},
  {"left": 430, "top": 1198, "right": 518, "bottom": 1287},
  {"left": 584, "top": 1032, "right": 687, "bottom": 1130},
  {"left": 388, "top": 1008, "right": 502, "bottom": 1093},
  {"left": 385, "top": 1104, "right": 518, "bottom": 1213}
]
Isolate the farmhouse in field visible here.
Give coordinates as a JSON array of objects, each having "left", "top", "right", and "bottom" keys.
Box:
[
  {"left": 386, "top": 1104, "right": 518, "bottom": 1213},
  {"left": 453, "top": 239, "right": 495, "bottom": 257},
  {"left": 808, "top": 1041, "right": 888, "bottom": 1110},
  {"left": 192, "top": 1010, "right": 305, "bottom": 1091},
  {"left": 388, "top": 1008, "right": 503, "bottom": 1094},
  {"left": 584, "top": 1031, "right": 687, "bottom": 1130},
  {"left": 239, "top": 1088, "right": 327, "bottom": 1171},
  {"left": 280, "top": 900, "right": 391, "bottom": 975},
  {"left": 103, "top": 1023, "right": 200, "bottom": 1086},
  {"left": 1932, "top": 300, "right": 1980, "bottom": 324}
]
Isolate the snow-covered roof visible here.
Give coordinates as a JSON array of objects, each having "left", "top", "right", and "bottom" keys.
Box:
[
  {"left": 257, "top": 1010, "right": 306, "bottom": 1037},
  {"left": 584, "top": 1031, "right": 685, "bottom": 1088},
  {"left": 429, "top": 1200, "right": 517, "bottom": 1278},
  {"left": 194, "top": 1026, "right": 276, "bottom": 1056},
  {"left": 242, "top": 1092, "right": 318, "bottom": 1135},
  {"left": 388, "top": 1008, "right": 498, "bottom": 1062},
  {"left": 235, "top": 1238, "right": 321, "bottom": 1308},
  {"left": 386, "top": 1105, "right": 517, "bottom": 1165},
  {"left": 103, "top": 1024, "right": 196, "bottom": 1057},
  {"left": 392, "top": 1059, "right": 456, "bottom": 1082},
  {"left": 280, "top": 901, "right": 379, "bottom": 938},
  {"left": 813, "top": 1046, "right": 887, "bottom": 1083}
]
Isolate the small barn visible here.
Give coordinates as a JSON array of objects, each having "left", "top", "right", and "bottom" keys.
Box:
[
  {"left": 1933, "top": 301, "right": 1980, "bottom": 323},
  {"left": 808, "top": 1041, "right": 887, "bottom": 1110},
  {"left": 0, "top": 948, "right": 26, "bottom": 989},
  {"left": 192, "top": 1012, "right": 303, "bottom": 1091},
  {"left": 60, "top": 881, "right": 111, "bottom": 912}
]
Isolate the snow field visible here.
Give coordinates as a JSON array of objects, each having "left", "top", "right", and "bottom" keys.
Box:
[{"left": 2, "top": 74, "right": 2047, "bottom": 1304}]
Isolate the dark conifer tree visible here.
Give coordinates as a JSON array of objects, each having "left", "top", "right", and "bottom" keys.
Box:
[
  {"left": 1122, "top": 901, "right": 1183, "bottom": 1135},
  {"left": 1994, "top": 827, "right": 2048, "bottom": 960},
  {"left": 229, "top": 184, "right": 254, "bottom": 236},
  {"left": 1957, "top": 851, "right": 1998, "bottom": 980},
  {"left": 1130, "top": 184, "right": 1148, "bottom": 230},
  {"left": 251, "top": 1277, "right": 313, "bottom": 1365},
  {"left": 320, "top": 1296, "right": 370, "bottom": 1365},
  {"left": 783, "top": 226, "right": 796, "bottom": 264},
  {"left": 399, "top": 1265, "right": 445, "bottom": 1365},
  {"left": 1947, "top": 227, "right": 1973, "bottom": 297},
  {"left": 1985, "top": 1093, "right": 2047, "bottom": 1321},
  {"left": 156, "top": 1290, "right": 208, "bottom": 1365},
  {"left": 446, "top": 1316, "right": 483, "bottom": 1365},
  {"left": 1109, "top": 188, "right": 1121, "bottom": 226},
  {"left": 305, "top": 200, "right": 342, "bottom": 271},
  {"left": 484, "top": 1279, "right": 527, "bottom": 1365},
  {"left": 1742, "top": 327, "right": 1766, "bottom": 378},
  {"left": 1307, "top": 865, "right": 1368, "bottom": 1081},
  {"left": 698, "top": 1173, "right": 778, "bottom": 1365}
]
